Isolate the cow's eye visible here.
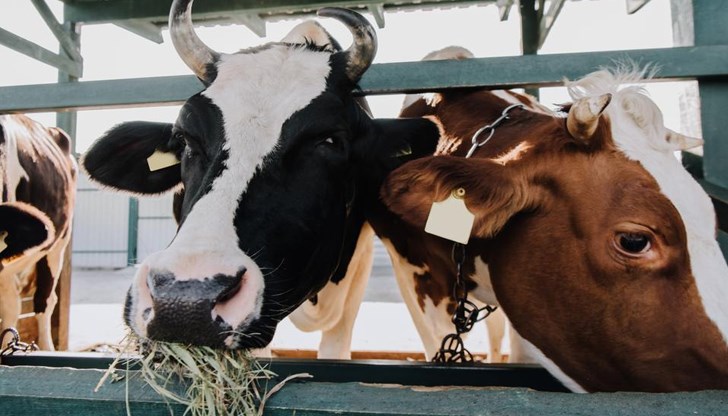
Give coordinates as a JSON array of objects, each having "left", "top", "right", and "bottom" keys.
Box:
[
  {"left": 182, "top": 136, "right": 205, "bottom": 159},
  {"left": 616, "top": 232, "right": 651, "bottom": 254},
  {"left": 317, "top": 136, "right": 340, "bottom": 148}
]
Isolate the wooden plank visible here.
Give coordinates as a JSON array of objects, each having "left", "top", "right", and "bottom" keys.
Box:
[
  {"left": 2, "top": 44, "right": 728, "bottom": 114},
  {"left": 272, "top": 348, "right": 495, "bottom": 362},
  {"left": 16, "top": 315, "right": 38, "bottom": 344},
  {"left": 1, "top": 366, "right": 727, "bottom": 415}
]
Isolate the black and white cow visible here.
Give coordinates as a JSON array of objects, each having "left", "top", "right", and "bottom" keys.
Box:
[
  {"left": 82, "top": 0, "right": 439, "bottom": 349},
  {"left": 0, "top": 114, "right": 77, "bottom": 350}
]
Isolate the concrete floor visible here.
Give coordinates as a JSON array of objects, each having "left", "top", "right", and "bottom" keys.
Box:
[{"left": 67, "top": 256, "right": 490, "bottom": 354}]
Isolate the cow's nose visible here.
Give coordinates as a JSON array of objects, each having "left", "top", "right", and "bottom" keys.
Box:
[{"left": 144, "top": 267, "right": 247, "bottom": 345}]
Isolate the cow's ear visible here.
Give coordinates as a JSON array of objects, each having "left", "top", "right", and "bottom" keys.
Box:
[
  {"left": 381, "top": 156, "right": 530, "bottom": 240},
  {"left": 81, "top": 121, "right": 181, "bottom": 194},
  {"left": 0, "top": 202, "right": 55, "bottom": 262},
  {"left": 48, "top": 127, "right": 72, "bottom": 154},
  {"left": 360, "top": 117, "right": 439, "bottom": 171}
]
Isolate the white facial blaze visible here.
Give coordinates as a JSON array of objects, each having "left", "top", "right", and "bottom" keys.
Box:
[
  {"left": 567, "top": 69, "right": 728, "bottom": 345},
  {"left": 132, "top": 44, "right": 332, "bottom": 334}
]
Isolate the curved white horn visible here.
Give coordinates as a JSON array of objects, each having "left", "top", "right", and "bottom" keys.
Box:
[
  {"left": 169, "top": 0, "right": 220, "bottom": 85},
  {"left": 567, "top": 93, "right": 612, "bottom": 142}
]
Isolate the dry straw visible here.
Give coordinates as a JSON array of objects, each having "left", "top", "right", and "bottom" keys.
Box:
[{"left": 96, "top": 334, "right": 311, "bottom": 416}]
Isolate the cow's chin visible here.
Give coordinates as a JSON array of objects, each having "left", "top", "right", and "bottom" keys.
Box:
[{"left": 123, "top": 263, "right": 269, "bottom": 349}]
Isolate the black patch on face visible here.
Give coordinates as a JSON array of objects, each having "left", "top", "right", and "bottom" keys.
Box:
[{"left": 172, "top": 94, "right": 226, "bottom": 225}]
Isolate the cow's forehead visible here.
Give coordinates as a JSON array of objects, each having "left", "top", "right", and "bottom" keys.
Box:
[
  {"left": 163, "top": 44, "right": 333, "bottom": 280},
  {"left": 203, "top": 44, "right": 332, "bottom": 139}
]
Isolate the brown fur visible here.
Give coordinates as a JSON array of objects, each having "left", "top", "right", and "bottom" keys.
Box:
[{"left": 381, "top": 89, "right": 728, "bottom": 391}]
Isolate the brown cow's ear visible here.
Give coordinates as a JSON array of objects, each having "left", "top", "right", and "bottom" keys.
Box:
[{"left": 381, "top": 156, "right": 529, "bottom": 240}]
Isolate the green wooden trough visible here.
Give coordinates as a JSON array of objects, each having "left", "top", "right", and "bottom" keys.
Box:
[{"left": 1, "top": 352, "right": 727, "bottom": 415}]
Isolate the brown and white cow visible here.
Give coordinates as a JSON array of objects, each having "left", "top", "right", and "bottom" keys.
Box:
[
  {"left": 289, "top": 47, "right": 517, "bottom": 362},
  {"left": 0, "top": 114, "right": 77, "bottom": 350},
  {"left": 380, "top": 58, "right": 728, "bottom": 391}
]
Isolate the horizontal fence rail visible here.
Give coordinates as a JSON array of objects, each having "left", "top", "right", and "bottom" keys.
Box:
[{"left": 2, "top": 45, "right": 728, "bottom": 113}]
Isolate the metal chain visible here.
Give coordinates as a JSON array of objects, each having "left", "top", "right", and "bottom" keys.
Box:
[
  {"left": 0, "top": 327, "right": 38, "bottom": 360},
  {"left": 465, "top": 103, "right": 524, "bottom": 158},
  {"left": 432, "top": 243, "right": 498, "bottom": 363},
  {"left": 433, "top": 104, "right": 520, "bottom": 363}
]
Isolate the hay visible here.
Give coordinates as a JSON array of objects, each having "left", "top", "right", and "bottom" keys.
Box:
[{"left": 97, "top": 334, "right": 311, "bottom": 416}]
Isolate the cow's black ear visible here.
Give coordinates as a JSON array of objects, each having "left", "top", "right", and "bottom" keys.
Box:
[
  {"left": 81, "top": 121, "right": 181, "bottom": 194},
  {"left": 362, "top": 118, "right": 440, "bottom": 168}
]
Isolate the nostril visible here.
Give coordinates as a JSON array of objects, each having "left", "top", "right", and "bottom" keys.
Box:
[
  {"left": 216, "top": 267, "right": 247, "bottom": 303},
  {"left": 218, "top": 278, "right": 243, "bottom": 303},
  {"left": 147, "top": 270, "right": 175, "bottom": 299}
]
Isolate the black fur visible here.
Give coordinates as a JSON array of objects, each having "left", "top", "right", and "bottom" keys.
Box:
[{"left": 82, "top": 34, "right": 440, "bottom": 349}]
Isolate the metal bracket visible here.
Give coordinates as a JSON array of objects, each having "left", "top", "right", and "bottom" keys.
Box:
[
  {"left": 114, "top": 19, "right": 164, "bottom": 44},
  {"left": 626, "top": 0, "right": 653, "bottom": 15},
  {"left": 368, "top": 4, "right": 386, "bottom": 29},
  {"left": 233, "top": 13, "right": 267, "bottom": 38},
  {"left": 538, "top": 0, "right": 566, "bottom": 49}
]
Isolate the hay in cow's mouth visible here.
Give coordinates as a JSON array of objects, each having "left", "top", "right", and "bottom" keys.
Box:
[{"left": 96, "top": 334, "right": 311, "bottom": 416}]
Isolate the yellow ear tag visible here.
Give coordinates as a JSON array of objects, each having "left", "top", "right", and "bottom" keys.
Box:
[
  {"left": 146, "top": 150, "right": 180, "bottom": 172},
  {"left": 0, "top": 230, "right": 8, "bottom": 254},
  {"left": 425, "top": 188, "right": 474, "bottom": 244}
]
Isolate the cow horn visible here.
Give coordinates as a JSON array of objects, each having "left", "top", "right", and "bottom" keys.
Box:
[
  {"left": 317, "top": 8, "right": 377, "bottom": 82},
  {"left": 169, "top": 0, "right": 219, "bottom": 85},
  {"left": 567, "top": 93, "right": 612, "bottom": 142},
  {"left": 665, "top": 128, "right": 704, "bottom": 150}
]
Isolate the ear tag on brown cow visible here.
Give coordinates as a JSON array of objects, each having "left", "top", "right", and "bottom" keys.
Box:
[
  {"left": 0, "top": 231, "right": 8, "bottom": 254},
  {"left": 425, "top": 188, "right": 474, "bottom": 244},
  {"left": 147, "top": 150, "right": 180, "bottom": 172}
]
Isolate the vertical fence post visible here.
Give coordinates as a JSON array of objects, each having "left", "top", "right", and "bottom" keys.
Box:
[
  {"left": 693, "top": 1, "right": 728, "bottom": 189},
  {"left": 127, "top": 197, "right": 139, "bottom": 266},
  {"left": 52, "top": 18, "right": 80, "bottom": 351},
  {"left": 691, "top": 0, "right": 728, "bottom": 259},
  {"left": 519, "top": 0, "right": 540, "bottom": 99}
]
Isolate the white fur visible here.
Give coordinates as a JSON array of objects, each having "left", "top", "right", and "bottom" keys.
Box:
[
  {"left": 288, "top": 223, "right": 374, "bottom": 359},
  {"left": 131, "top": 43, "right": 332, "bottom": 336},
  {"left": 381, "top": 238, "right": 508, "bottom": 361},
  {"left": 566, "top": 68, "right": 728, "bottom": 346},
  {"left": 517, "top": 336, "right": 587, "bottom": 393},
  {"left": 0, "top": 116, "right": 31, "bottom": 202}
]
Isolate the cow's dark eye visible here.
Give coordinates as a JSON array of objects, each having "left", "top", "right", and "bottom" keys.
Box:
[
  {"left": 317, "top": 135, "right": 341, "bottom": 148},
  {"left": 182, "top": 135, "right": 205, "bottom": 159},
  {"left": 616, "top": 232, "right": 651, "bottom": 254}
]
